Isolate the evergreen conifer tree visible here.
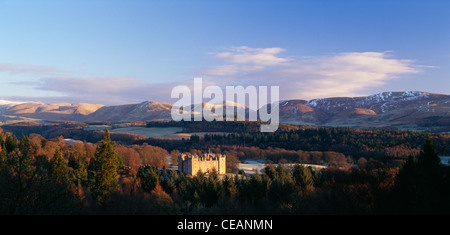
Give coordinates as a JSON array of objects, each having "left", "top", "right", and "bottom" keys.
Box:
[
  {"left": 90, "top": 129, "right": 120, "bottom": 205},
  {"left": 393, "top": 139, "right": 446, "bottom": 214},
  {"left": 49, "top": 148, "right": 68, "bottom": 183},
  {"left": 293, "top": 164, "right": 315, "bottom": 190},
  {"left": 418, "top": 138, "right": 441, "bottom": 169}
]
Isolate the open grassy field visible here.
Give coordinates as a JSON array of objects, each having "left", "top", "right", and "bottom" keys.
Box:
[
  {"left": 84, "top": 124, "right": 111, "bottom": 131},
  {"left": 84, "top": 124, "right": 229, "bottom": 139},
  {"left": 109, "top": 126, "right": 183, "bottom": 138},
  {"left": 85, "top": 124, "right": 183, "bottom": 138}
]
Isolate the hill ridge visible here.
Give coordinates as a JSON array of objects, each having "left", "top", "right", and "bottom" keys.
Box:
[{"left": 0, "top": 91, "right": 448, "bottom": 132}]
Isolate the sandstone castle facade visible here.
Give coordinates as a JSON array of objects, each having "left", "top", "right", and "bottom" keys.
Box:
[{"left": 178, "top": 152, "right": 226, "bottom": 175}]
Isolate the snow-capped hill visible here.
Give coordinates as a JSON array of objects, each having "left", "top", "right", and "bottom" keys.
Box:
[
  {"left": 278, "top": 91, "right": 450, "bottom": 132},
  {"left": 184, "top": 100, "right": 249, "bottom": 113},
  {"left": 0, "top": 100, "right": 31, "bottom": 107},
  {"left": 364, "top": 91, "right": 430, "bottom": 105},
  {"left": 184, "top": 100, "right": 251, "bottom": 120},
  {"left": 222, "top": 100, "right": 248, "bottom": 109},
  {"left": 86, "top": 101, "right": 172, "bottom": 122},
  {"left": 0, "top": 102, "right": 104, "bottom": 121},
  {"left": 358, "top": 91, "right": 437, "bottom": 113},
  {"left": 304, "top": 91, "right": 442, "bottom": 114},
  {"left": 1, "top": 91, "right": 448, "bottom": 132}
]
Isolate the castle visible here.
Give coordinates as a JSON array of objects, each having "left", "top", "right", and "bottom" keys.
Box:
[{"left": 178, "top": 152, "right": 226, "bottom": 175}]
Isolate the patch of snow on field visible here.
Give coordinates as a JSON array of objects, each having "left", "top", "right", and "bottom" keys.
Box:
[{"left": 238, "top": 160, "right": 327, "bottom": 175}]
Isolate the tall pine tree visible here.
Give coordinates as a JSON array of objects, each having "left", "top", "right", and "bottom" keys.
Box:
[
  {"left": 418, "top": 138, "right": 441, "bottom": 169},
  {"left": 49, "top": 148, "right": 68, "bottom": 183},
  {"left": 90, "top": 128, "right": 121, "bottom": 206},
  {"left": 393, "top": 138, "right": 448, "bottom": 214}
]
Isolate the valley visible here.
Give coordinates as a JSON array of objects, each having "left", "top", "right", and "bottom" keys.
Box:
[{"left": 1, "top": 92, "right": 449, "bottom": 216}]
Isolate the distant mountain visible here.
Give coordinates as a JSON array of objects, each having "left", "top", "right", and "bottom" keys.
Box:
[
  {"left": 0, "top": 99, "right": 251, "bottom": 122},
  {"left": 85, "top": 100, "right": 172, "bottom": 122},
  {"left": 84, "top": 100, "right": 251, "bottom": 122},
  {"left": 1, "top": 91, "right": 448, "bottom": 133},
  {"left": 277, "top": 91, "right": 450, "bottom": 132},
  {"left": 0, "top": 100, "right": 27, "bottom": 106},
  {"left": 0, "top": 102, "right": 104, "bottom": 121},
  {"left": 182, "top": 100, "right": 253, "bottom": 120}
]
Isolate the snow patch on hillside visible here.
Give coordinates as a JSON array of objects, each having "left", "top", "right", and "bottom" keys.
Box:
[{"left": 0, "top": 100, "right": 28, "bottom": 106}]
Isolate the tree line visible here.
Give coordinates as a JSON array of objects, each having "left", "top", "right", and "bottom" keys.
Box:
[
  {"left": 129, "top": 137, "right": 450, "bottom": 214},
  {"left": 0, "top": 128, "right": 170, "bottom": 213},
  {"left": 0, "top": 122, "right": 147, "bottom": 145},
  {"left": 1, "top": 127, "right": 449, "bottom": 214},
  {"left": 4, "top": 122, "right": 449, "bottom": 167},
  {"left": 146, "top": 120, "right": 264, "bottom": 133},
  {"left": 200, "top": 127, "right": 450, "bottom": 156},
  {"left": 140, "top": 127, "right": 449, "bottom": 166}
]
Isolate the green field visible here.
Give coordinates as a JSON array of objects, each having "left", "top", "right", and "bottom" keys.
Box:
[
  {"left": 84, "top": 124, "right": 111, "bottom": 131},
  {"left": 85, "top": 124, "right": 228, "bottom": 139},
  {"left": 109, "top": 126, "right": 183, "bottom": 138}
]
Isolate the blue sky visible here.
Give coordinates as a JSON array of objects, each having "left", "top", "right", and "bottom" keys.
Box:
[{"left": 0, "top": 0, "right": 449, "bottom": 105}]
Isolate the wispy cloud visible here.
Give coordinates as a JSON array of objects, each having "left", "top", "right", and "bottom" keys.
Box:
[
  {"left": 0, "top": 61, "right": 221, "bottom": 105},
  {"left": 33, "top": 76, "right": 185, "bottom": 105},
  {"left": 0, "top": 48, "right": 430, "bottom": 105},
  {"left": 276, "top": 51, "right": 423, "bottom": 99},
  {"left": 0, "top": 63, "right": 73, "bottom": 76},
  {"left": 36, "top": 77, "right": 142, "bottom": 95},
  {"left": 213, "top": 46, "right": 290, "bottom": 66},
  {"left": 203, "top": 47, "right": 426, "bottom": 100},
  {"left": 0, "top": 62, "right": 186, "bottom": 105},
  {"left": 205, "top": 46, "right": 290, "bottom": 76}
]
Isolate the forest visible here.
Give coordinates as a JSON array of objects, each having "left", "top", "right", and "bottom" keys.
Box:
[
  {"left": 0, "top": 123, "right": 450, "bottom": 214},
  {"left": 4, "top": 120, "right": 449, "bottom": 166},
  {"left": 141, "top": 123, "right": 450, "bottom": 168}
]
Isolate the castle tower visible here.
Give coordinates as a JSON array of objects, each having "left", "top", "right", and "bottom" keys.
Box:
[{"left": 218, "top": 154, "right": 226, "bottom": 174}]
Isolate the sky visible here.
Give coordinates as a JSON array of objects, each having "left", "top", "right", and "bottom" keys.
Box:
[{"left": 0, "top": 0, "right": 449, "bottom": 105}]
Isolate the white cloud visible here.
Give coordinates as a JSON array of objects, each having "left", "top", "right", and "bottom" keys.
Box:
[
  {"left": 205, "top": 46, "right": 290, "bottom": 76},
  {"left": 1, "top": 49, "right": 430, "bottom": 105},
  {"left": 204, "top": 65, "right": 241, "bottom": 77},
  {"left": 203, "top": 48, "right": 426, "bottom": 100},
  {"left": 214, "top": 46, "right": 290, "bottom": 66},
  {"left": 204, "top": 64, "right": 265, "bottom": 77}
]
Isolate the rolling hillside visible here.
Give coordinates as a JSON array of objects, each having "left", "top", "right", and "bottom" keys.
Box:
[{"left": 1, "top": 91, "right": 449, "bottom": 132}]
